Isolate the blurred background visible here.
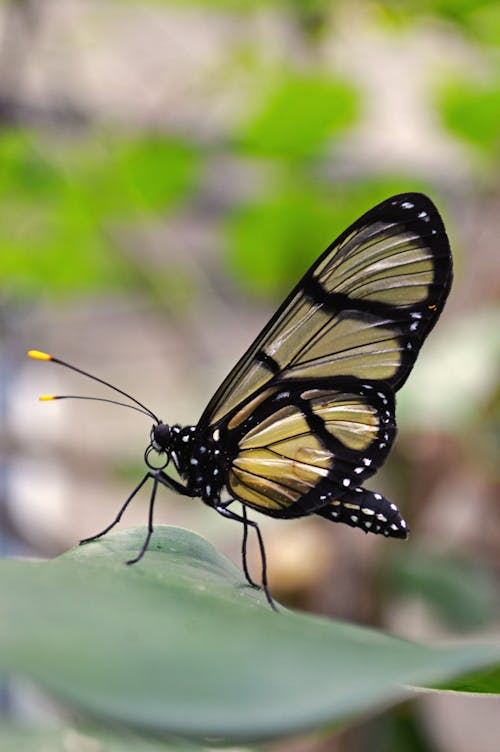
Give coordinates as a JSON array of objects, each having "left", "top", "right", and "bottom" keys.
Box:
[{"left": 0, "top": 0, "right": 499, "bottom": 749}]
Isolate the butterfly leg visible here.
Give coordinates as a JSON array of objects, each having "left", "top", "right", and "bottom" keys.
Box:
[
  {"left": 126, "top": 469, "right": 193, "bottom": 564},
  {"left": 80, "top": 471, "right": 154, "bottom": 546},
  {"left": 241, "top": 504, "right": 260, "bottom": 589},
  {"left": 214, "top": 503, "right": 277, "bottom": 612},
  {"left": 80, "top": 469, "right": 190, "bottom": 558},
  {"left": 125, "top": 471, "right": 160, "bottom": 565}
]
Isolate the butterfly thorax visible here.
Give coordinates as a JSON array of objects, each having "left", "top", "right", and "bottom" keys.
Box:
[{"left": 151, "top": 422, "right": 227, "bottom": 504}]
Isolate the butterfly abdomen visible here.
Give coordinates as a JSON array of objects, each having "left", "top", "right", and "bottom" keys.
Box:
[{"left": 315, "top": 486, "right": 409, "bottom": 539}]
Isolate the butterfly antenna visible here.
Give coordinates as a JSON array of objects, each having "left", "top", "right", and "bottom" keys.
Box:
[{"left": 28, "top": 350, "right": 160, "bottom": 423}]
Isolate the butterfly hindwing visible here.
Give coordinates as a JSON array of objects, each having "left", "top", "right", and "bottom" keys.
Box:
[{"left": 223, "top": 379, "right": 396, "bottom": 519}]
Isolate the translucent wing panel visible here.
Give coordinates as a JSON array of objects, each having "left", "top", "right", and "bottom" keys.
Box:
[
  {"left": 284, "top": 315, "right": 402, "bottom": 382},
  {"left": 239, "top": 392, "right": 380, "bottom": 452},
  {"left": 229, "top": 467, "right": 301, "bottom": 511},
  {"left": 200, "top": 193, "right": 452, "bottom": 428},
  {"left": 207, "top": 292, "right": 322, "bottom": 426},
  {"left": 227, "top": 387, "right": 394, "bottom": 515},
  {"left": 316, "top": 224, "right": 436, "bottom": 305}
]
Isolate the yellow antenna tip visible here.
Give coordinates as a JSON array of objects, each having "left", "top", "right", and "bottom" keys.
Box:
[
  {"left": 28, "top": 350, "right": 52, "bottom": 361},
  {"left": 39, "top": 395, "right": 57, "bottom": 401}
]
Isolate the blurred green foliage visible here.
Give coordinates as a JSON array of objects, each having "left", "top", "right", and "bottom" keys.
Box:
[
  {"left": 355, "top": 705, "right": 435, "bottom": 752},
  {"left": 389, "top": 549, "right": 500, "bottom": 632},
  {"left": 0, "top": 0, "right": 498, "bottom": 303},
  {"left": 287, "top": 0, "right": 500, "bottom": 43},
  {"left": 0, "top": 130, "right": 200, "bottom": 298},
  {"left": 238, "top": 71, "right": 358, "bottom": 157},
  {"left": 437, "top": 78, "right": 500, "bottom": 160}
]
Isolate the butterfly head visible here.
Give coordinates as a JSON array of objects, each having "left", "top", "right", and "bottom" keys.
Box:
[
  {"left": 150, "top": 421, "right": 172, "bottom": 453},
  {"left": 148, "top": 422, "right": 194, "bottom": 475}
]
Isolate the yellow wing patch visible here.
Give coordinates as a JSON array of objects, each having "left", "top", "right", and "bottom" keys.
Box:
[
  {"left": 228, "top": 390, "right": 381, "bottom": 512},
  {"left": 229, "top": 467, "right": 300, "bottom": 511},
  {"left": 285, "top": 317, "right": 402, "bottom": 382}
]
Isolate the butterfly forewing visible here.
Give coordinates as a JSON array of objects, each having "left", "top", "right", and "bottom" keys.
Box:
[{"left": 200, "top": 193, "right": 452, "bottom": 430}]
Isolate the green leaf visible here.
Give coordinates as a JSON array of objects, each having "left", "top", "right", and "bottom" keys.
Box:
[
  {"left": 1, "top": 528, "right": 499, "bottom": 743},
  {"left": 102, "top": 137, "right": 200, "bottom": 215},
  {"left": 437, "top": 77, "right": 500, "bottom": 159},
  {"left": 376, "top": 0, "right": 500, "bottom": 31},
  {"left": 442, "top": 665, "right": 500, "bottom": 693},
  {"left": 467, "top": 3, "right": 500, "bottom": 46},
  {"left": 0, "top": 726, "right": 203, "bottom": 752},
  {"left": 238, "top": 71, "right": 358, "bottom": 157}
]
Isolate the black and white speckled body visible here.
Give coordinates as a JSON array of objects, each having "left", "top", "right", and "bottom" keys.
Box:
[{"left": 152, "top": 422, "right": 229, "bottom": 506}]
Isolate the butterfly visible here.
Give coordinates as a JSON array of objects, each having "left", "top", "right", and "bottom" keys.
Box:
[{"left": 29, "top": 192, "right": 453, "bottom": 610}]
